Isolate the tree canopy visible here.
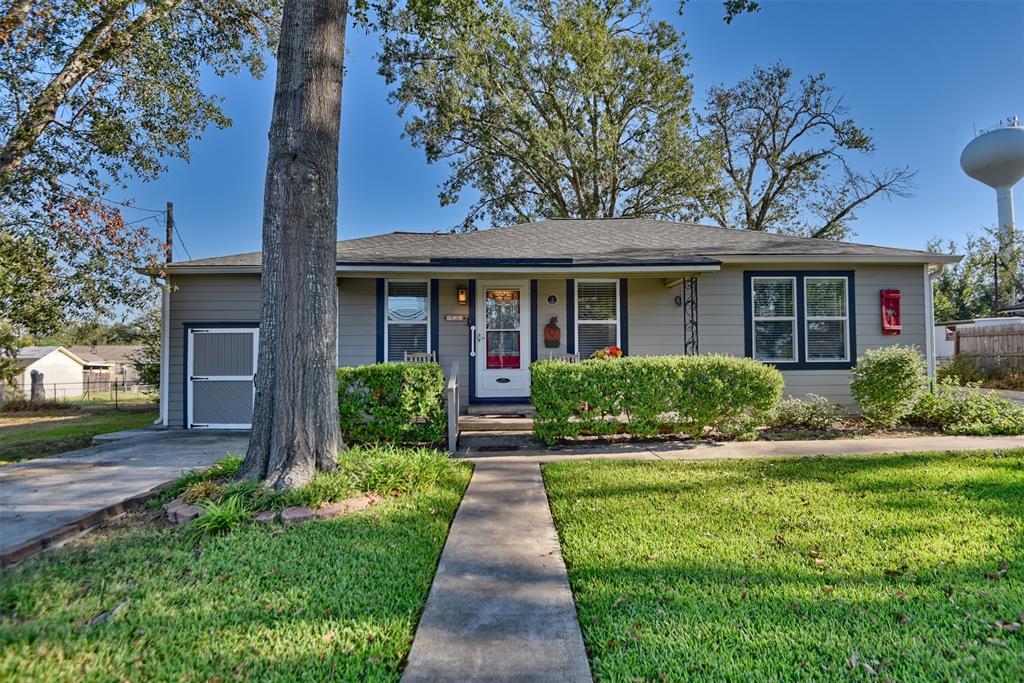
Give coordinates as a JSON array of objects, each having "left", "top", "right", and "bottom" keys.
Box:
[
  {"left": 929, "top": 226, "right": 1023, "bottom": 322},
  {"left": 694, "top": 63, "right": 915, "bottom": 240},
  {"left": 0, "top": 0, "right": 278, "bottom": 377},
  {"left": 374, "top": 0, "right": 719, "bottom": 230}
]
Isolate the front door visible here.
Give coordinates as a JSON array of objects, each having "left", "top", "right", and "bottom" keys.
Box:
[{"left": 475, "top": 282, "right": 531, "bottom": 399}]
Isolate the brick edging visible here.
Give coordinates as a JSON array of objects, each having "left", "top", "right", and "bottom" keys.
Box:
[{"left": 0, "top": 482, "right": 171, "bottom": 570}]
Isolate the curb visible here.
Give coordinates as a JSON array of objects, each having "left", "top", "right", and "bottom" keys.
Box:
[{"left": 0, "top": 482, "right": 170, "bottom": 570}]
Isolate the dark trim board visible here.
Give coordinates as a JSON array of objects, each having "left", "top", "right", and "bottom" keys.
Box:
[
  {"left": 530, "top": 279, "right": 538, "bottom": 364},
  {"left": 182, "top": 322, "right": 259, "bottom": 429},
  {"left": 565, "top": 279, "right": 576, "bottom": 354},
  {"left": 742, "top": 270, "right": 857, "bottom": 370},
  {"left": 430, "top": 278, "right": 440, "bottom": 356},
  {"left": 375, "top": 278, "right": 385, "bottom": 363},
  {"left": 619, "top": 277, "right": 629, "bottom": 355}
]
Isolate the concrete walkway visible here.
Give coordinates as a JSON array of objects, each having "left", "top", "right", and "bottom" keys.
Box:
[
  {"left": 402, "top": 460, "right": 591, "bottom": 683},
  {"left": 456, "top": 434, "right": 1024, "bottom": 463},
  {"left": 0, "top": 430, "right": 248, "bottom": 553}
]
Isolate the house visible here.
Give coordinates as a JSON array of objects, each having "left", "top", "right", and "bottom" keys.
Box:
[
  {"left": 155, "top": 218, "right": 959, "bottom": 429},
  {"left": 12, "top": 346, "right": 92, "bottom": 399},
  {"left": 68, "top": 345, "right": 143, "bottom": 386}
]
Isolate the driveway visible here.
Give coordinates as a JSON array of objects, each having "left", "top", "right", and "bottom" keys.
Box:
[{"left": 0, "top": 430, "right": 249, "bottom": 553}]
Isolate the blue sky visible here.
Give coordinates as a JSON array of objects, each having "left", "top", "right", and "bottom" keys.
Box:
[{"left": 122, "top": 0, "right": 1024, "bottom": 262}]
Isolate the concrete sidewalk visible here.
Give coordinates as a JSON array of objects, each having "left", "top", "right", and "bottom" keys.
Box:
[
  {"left": 402, "top": 460, "right": 591, "bottom": 683},
  {"left": 456, "top": 434, "right": 1024, "bottom": 463},
  {"left": 0, "top": 431, "right": 248, "bottom": 554}
]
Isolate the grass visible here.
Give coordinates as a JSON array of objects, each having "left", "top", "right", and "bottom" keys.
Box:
[
  {"left": 0, "top": 403, "right": 158, "bottom": 465},
  {"left": 0, "top": 452, "right": 472, "bottom": 682},
  {"left": 544, "top": 450, "right": 1024, "bottom": 681}
]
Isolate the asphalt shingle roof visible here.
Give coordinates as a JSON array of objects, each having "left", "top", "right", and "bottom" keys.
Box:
[{"left": 165, "top": 218, "right": 956, "bottom": 269}]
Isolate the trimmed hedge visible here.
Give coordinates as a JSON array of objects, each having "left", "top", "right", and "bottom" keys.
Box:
[
  {"left": 337, "top": 363, "right": 446, "bottom": 445},
  {"left": 530, "top": 355, "right": 784, "bottom": 444}
]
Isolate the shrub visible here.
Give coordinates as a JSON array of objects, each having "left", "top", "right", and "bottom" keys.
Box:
[
  {"left": 849, "top": 345, "right": 927, "bottom": 427},
  {"left": 938, "top": 355, "right": 1024, "bottom": 391},
  {"left": 530, "top": 355, "right": 784, "bottom": 444},
  {"left": 769, "top": 394, "right": 845, "bottom": 431},
  {"left": 337, "top": 363, "right": 446, "bottom": 445},
  {"left": 910, "top": 379, "right": 1024, "bottom": 435}
]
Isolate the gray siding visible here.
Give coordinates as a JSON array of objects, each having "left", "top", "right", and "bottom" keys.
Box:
[
  {"left": 535, "top": 279, "right": 568, "bottom": 357},
  {"left": 625, "top": 277, "right": 686, "bottom": 356},
  {"left": 437, "top": 279, "right": 471, "bottom": 408},
  {"left": 168, "top": 274, "right": 262, "bottom": 427},
  {"left": 696, "top": 263, "right": 928, "bottom": 405},
  {"left": 338, "top": 278, "right": 377, "bottom": 366}
]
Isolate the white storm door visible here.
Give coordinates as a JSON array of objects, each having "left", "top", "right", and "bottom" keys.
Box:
[
  {"left": 475, "top": 283, "right": 531, "bottom": 398},
  {"left": 187, "top": 327, "right": 258, "bottom": 429}
]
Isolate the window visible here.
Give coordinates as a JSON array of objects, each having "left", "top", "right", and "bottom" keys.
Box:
[
  {"left": 805, "top": 277, "right": 849, "bottom": 361},
  {"left": 385, "top": 280, "right": 429, "bottom": 362},
  {"left": 751, "top": 277, "right": 797, "bottom": 362},
  {"left": 576, "top": 280, "right": 619, "bottom": 358},
  {"left": 745, "top": 271, "right": 855, "bottom": 368}
]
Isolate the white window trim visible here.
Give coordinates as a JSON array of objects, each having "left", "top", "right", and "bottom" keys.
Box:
[
  {"left": 803, "top": 276, "right": 850, "bottom": 363},
  {"left": 384, "top": 278, "right": 431, "bottom": 363},
  {"left": 751, "top": 276, "right": 798, "bottom": 363},
  {"left": 575, "top": 279, "right": 621, "bottom": 355}
]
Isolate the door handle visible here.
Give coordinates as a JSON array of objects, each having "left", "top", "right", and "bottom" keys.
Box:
[{"left": 469, "top": 325, "right": 476, "bottom": 357}]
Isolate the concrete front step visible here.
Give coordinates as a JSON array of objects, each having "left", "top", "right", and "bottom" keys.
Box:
[
  {"left": 459, "top": 429, "right": 538, "bottom": 451},
  {"left": 466, "top": 403, "right": 535, "bottom": 417},
  {"left": 458, "top": 416, "right": 534, "bottom": 432}
]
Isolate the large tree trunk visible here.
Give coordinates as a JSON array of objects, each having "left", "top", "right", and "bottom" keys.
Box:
[{"left": 238, "top": 0, "right": 345, "bottom": 489}]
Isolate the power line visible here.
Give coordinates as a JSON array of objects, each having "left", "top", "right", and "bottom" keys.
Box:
[{"left": 174, "top": 225, "right": 193, "bottom": 261}]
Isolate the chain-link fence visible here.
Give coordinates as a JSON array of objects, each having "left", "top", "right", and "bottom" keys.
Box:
[{"left": 6, "top": 380, "right": 158, "bottom": 411}]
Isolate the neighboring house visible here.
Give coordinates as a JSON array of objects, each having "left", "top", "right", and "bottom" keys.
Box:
[
  {"left": 12, "top": 346, "right": 91, "bottom": 399},
  {"left": 156, "top": 218, "right": 959, "bottom": 429},
  {"left": 68, "top": 345, "right": 143, "bottom": 386}
]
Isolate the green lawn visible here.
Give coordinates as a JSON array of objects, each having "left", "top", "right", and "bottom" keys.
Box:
[
  {"left": 545, "top": 450, "right": 1024, "bottom": 681},
  {"left": 0, "top": 459, "right": 472, "bottom": 682},
  {"left": 0, "top": 407, "right": 158, "bottom": 465}
]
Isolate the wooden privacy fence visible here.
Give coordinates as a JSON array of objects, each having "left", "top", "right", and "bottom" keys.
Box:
[{"left": 956, "top": 322, "right": 1024, "bottom": 369}]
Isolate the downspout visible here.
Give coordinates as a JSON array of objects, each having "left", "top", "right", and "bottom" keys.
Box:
[
  {"left": 157, "top": 277, "right": 170, "bottom": 426},
  {"left": 923, "top": 264, "right": 936, "bottom": 384}
]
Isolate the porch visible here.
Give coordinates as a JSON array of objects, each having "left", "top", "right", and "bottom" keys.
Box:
[{"left": 347, "top": 274, "right": 702, "bottom": 411}]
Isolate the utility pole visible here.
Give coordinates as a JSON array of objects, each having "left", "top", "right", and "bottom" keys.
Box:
[
  {"left": 993, "top": 249, "right": 1000, "bottom": 315},
  {"left": 165, "top": 201, "right": 174, "bottom": 264}
]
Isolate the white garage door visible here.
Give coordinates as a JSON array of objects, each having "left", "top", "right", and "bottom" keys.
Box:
[{"left": 187, "top": 327, "right": 258, "bottom": 429}]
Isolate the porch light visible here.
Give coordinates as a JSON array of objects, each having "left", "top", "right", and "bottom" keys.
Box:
[{"left": 456, "top": 287, "right": 468, "bottom": 305}]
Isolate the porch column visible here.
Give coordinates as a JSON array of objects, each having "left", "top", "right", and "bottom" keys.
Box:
[{"left": 683, "top": 276, "right": 698, "bottom": 355}]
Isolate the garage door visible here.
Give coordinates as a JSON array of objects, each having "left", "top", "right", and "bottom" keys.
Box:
[{"left": 187, "top": 327, "right": 258, "bottom": 429}]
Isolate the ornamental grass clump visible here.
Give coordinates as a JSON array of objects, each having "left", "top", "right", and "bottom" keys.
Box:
[{"left": 849, "top": 345, "right": 927, "bottom": 427}]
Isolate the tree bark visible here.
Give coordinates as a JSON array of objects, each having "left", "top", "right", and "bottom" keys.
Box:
[{"left": 238, "top": 0, "right": 345, "bottom": 489}]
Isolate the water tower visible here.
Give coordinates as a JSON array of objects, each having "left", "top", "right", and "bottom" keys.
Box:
[{"left": 960, "top": 116, "right": 1024, "bottom": 236}]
